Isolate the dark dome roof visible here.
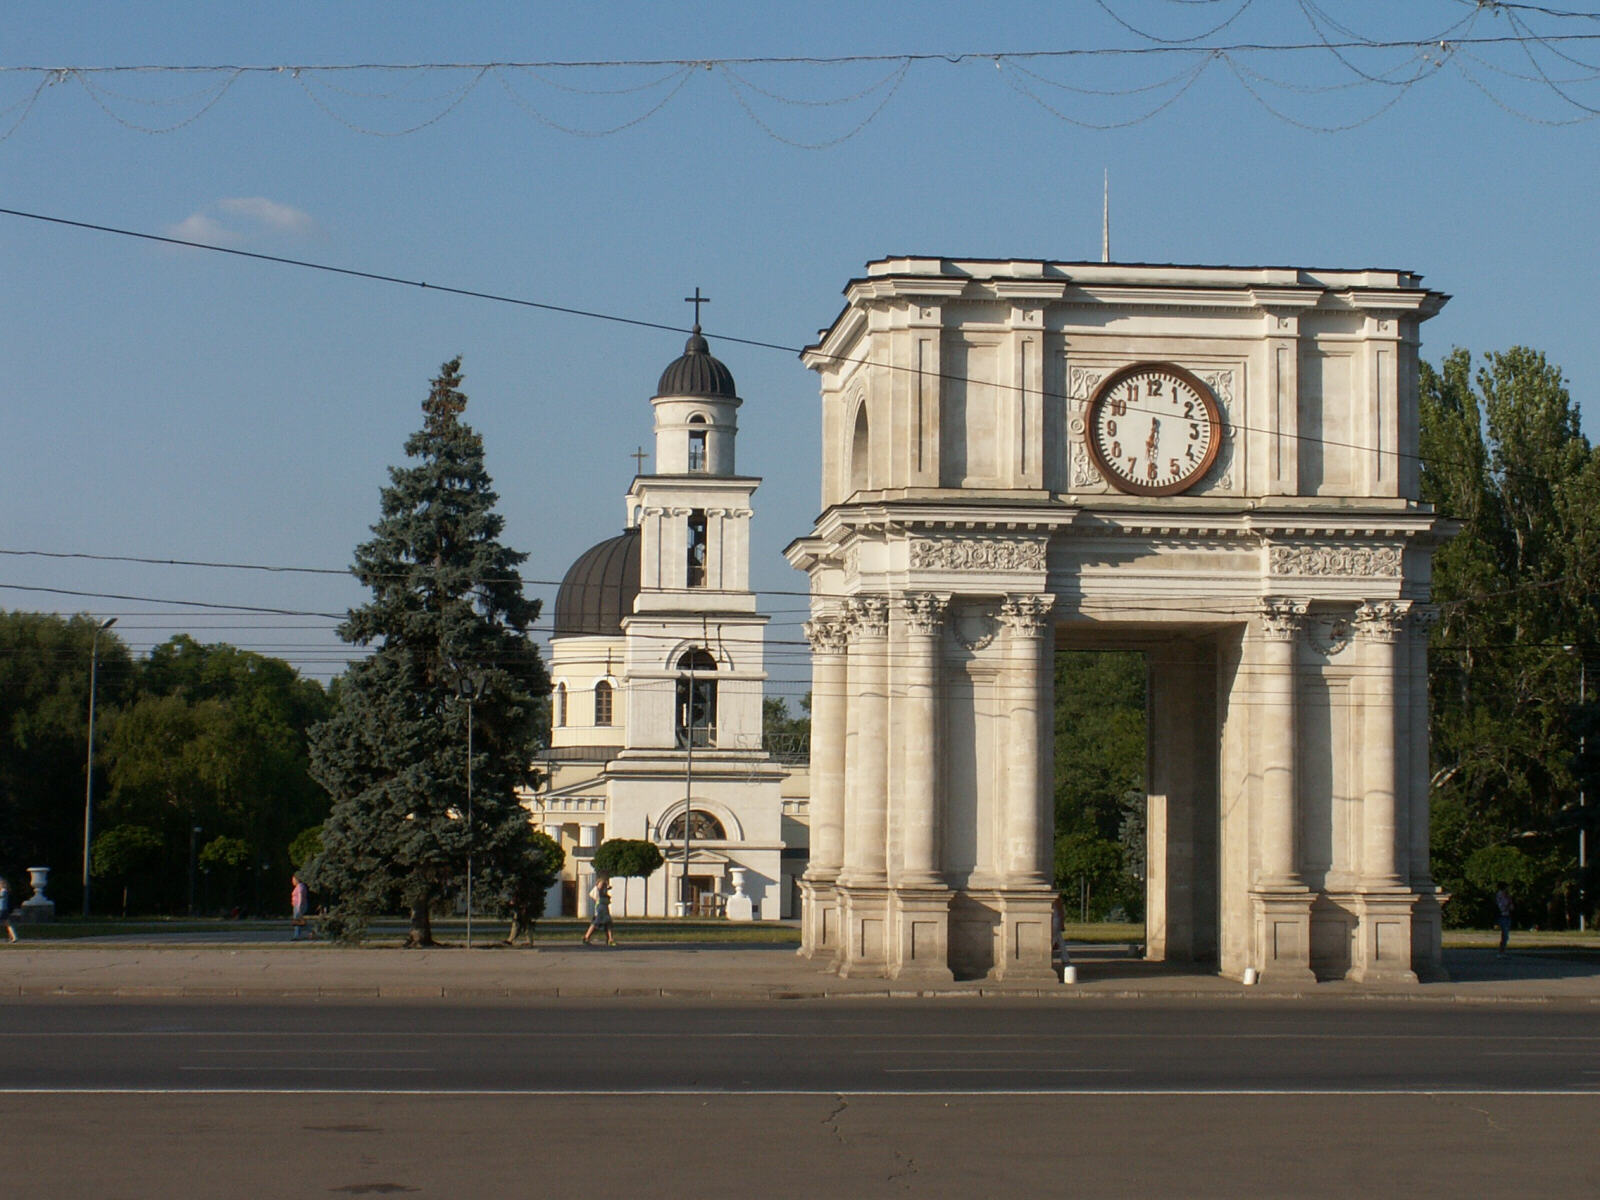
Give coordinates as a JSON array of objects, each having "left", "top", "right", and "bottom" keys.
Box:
[
  {"left": 656, "top": 326, "right": 737, "bottom": 400},
  {"left": 553, "top": 527, "right": 641, "bottom": 638}
]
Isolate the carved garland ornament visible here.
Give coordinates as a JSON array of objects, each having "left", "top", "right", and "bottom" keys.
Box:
[
  {"left": 1269, "top": 543, "right": 1403, "bottom": 579},
  {"left": 908, "top": 537, "right": 1046, "bottom": 572}
]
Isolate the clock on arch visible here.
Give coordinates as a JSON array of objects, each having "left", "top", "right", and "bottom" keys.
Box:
[{"left": 1085, "top": 362, "right": 1223, "bottom": 496}]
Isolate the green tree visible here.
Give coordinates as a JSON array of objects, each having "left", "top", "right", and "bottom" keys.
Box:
[
  {"left": 90, "top": 824, "right": 163, "bottom": 914},
  {"left": 305, "top": 357, "right": 550, "bottom": 946},
  {"left": 762, "top": 695, "right": 811, "bottom": 761},
  {"left": 484, "top": 828, "right": 565, "bottom": 945},
  {"left": 1053, "top": 650, "right": 1147, "bottom": 918},
  {"left": 593, "top": 837, "right": 664, "bottom": 881},
  {"left": 198, "top": 834, "right": 253, "bottom": 912},
  {"left": 1420, "top": 347, "right": 1600, "bottom": 928},
  {"left": 0, "top": 611, "right": 134, "bottom": 905},
  {"left": 288, "top": 825, "right": 323, "bottom": 872}
]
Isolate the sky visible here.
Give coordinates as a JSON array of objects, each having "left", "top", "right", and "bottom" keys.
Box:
[{"left": 5, "top": 1, "right": 1600, "bottom": 708}]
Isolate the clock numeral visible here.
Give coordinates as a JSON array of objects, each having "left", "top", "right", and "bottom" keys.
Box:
[
  {"left": 1186, "top": 445, "right": 1197, "bottom": 462},
  {"left": 1146, "top": 461, "right": 1158, "bottom": 480},
  {"left": 1110, "top": 395, "right": 1127, "bottom": 417},
  {"left": 1110, "top": 441, "right": 1122, "bottom": 459},
  {"left": 1126, "top": 457, "right": 1137, "bottom": 475},
  {"left": 1182, "top": 400, "right": 1194, "bottom": 419},
  {"left": 1148, "top": 377, "right": 1163, "bottom": 397},
  {"left": 1105, "top": 419, "right": 1118, "bottom": 438},
  {"left": 1188, "top": 423, "right": 1201, "bottom": 441},
  {"left": 1169, "top": 458, "right": 1180, "bottom": 477}
]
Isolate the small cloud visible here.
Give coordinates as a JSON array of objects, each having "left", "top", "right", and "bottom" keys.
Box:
[
  {"left": 165, "top": 198, "right": 317, "bottom": 247},
  {"left": 217, "top": 196, "right": 315, "bottom": 235},
  {"left": 166, "top": 212, "right": 242, "bottom": 246}
]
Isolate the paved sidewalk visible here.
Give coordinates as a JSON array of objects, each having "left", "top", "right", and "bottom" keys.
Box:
[{"left": 1, "top": 939, "right": 1597, "bottom": 1002}]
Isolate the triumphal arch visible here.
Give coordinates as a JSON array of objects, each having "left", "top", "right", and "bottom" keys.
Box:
[{"left": 785, "top": 257, "right": 1450, "bottom": 984}]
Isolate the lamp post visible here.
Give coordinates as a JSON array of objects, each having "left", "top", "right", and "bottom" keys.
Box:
[
  {"left": 82, "top": 616, "right": 117, "bottom": 917},
  {"left": 1567, "top": 645, "right": 1588, "bottom": 931},
  {"left": 453, "top": 666, "right": 489, "bottom": 949},
  {"left": 188, "top": 825, "right": 201, "bottom": 916}
]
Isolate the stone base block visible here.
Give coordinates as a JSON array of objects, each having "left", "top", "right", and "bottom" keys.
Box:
[
  {"left": 835, "top": 883, "right": 891, "bottom": 979},
  {"left": 1251, "top": 888, "right": 1318, "bottom": 984},
  {"left": 1350, "top": 891, "right": 1420, "bottom": 984},
  {"left": 989, "top": 888, "right": 1058, "bottom": 983},
  {"left": 888, "top": 887, "right": 954, "bottom": 984},
  {"left": 797, "top": 877, "right": 840, "bottom": 961}
]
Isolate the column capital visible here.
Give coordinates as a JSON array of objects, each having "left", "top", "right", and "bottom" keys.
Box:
[
  {"left": 846, "top": 595, "right": 890, "bottom": 638},
  {"left": 1354, "top": 599, "right": 1412, "bottom": 643},
  {"left": 1258, "top": 597, "right": 1308, "bottom": 642},
  {"left": 901, "top": 592, "right": 951, "bottom": 637},
  {"left": 803, "top": 611, "right": 851, "bottom": 656},
  {"left": 999, "top": 593, "right": 1055, "bottom": 638}
]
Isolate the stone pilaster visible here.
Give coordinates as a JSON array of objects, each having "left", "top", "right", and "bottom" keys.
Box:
[
  {"left": 798, "top": 610, "right": 849, "bottom": 959},
  {"left": 1250, "top": 597, "right": 1316, "bottom": 983},
  {"left": 837, "top": 595, "right": 891, "bottom": 977},
  {"left": 999, "top": 594, "right": 1054, "bottom": 887},
  {"left": 1350, "top": 599, "right": 1419, "bottom": 983}
]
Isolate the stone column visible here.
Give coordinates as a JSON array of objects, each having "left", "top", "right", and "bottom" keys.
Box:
[
  {"left": 1407, "top": 605, "right": 1447, "bottom": 980},
  {"left": 1351, "top": 599, "right": 1418, "bottom": 984},
  {"left": 899, "top": 593, "right": 949, "bottom": 886},
  {"left": 841, "top": 596, "right": 890, "bottom": 886},
  {"left": 1355, "top": 600, "right": 1409, "bottom": 889},
  {"left": 798, "top": 610, "right": 849, "bottom": 958},
  {"left": 838, "top": 595, "right": 891, "bottom": 977},
  {"left": 1251, "top": 597, "right": 1316, "bottom": 983},
  {"left": 1256, "top": 598, "right": 1306, "bottom": 889},
  {"left": 1000, "top": 594, "right": 1054, "bottom": 885}
]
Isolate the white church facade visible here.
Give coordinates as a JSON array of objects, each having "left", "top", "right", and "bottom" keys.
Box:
[
  {"left": 786, "top": 257, "right": 1451, "bottom": 984},
  {"left": 533, "top": 320, "right": 800, "bottom": 921}
]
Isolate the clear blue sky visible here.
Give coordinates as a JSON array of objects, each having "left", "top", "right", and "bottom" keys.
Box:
[{"left": 5, "top": 1, "right": 1599, "bottom": 705}]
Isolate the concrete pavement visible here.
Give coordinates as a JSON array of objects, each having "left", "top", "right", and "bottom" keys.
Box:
[{"left": 1, "top": 937, "right": 1596, "bottom": 1001}]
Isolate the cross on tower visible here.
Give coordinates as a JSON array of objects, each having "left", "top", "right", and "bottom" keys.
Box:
[
  {"left": 684, "top": 287, "right": 711, "bottom": 329},
  {"left": 631, "top": 445, "right": 649, "bottom": 474}
]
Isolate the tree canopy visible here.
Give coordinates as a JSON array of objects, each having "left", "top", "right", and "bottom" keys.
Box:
[
  {"left": 304, "top": 357, "right": 550, "bottom": 945},
  {"left": 1421, "top": 347, "right": 1600, "bottom": 928}
]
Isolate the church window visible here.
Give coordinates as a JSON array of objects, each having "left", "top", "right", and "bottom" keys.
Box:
[
  {"left": 675, "top": 649, "right": 717, "bottom": 747},
  {"left": 664, "top": 809, "right": 726, "bottom": 841},
  {"left": 688, "top": 415, "right": 707, "bottom": 472},
  {"left": 594, "top": 680, "right": 613, "bottom": 727},
  {"left": 686, "top": 510, "right": 708, "bottom": 587},
  {"left": 554, "top": 682, "right": 567, "bottom": 727}
]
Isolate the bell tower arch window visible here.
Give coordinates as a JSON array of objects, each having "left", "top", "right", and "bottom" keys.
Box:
[
  {"left": 674, "top": 649, "right": 717, "bottom": 747},
  {"left": 688, "top": 414, "right": 708, "bottom": 473},
  {"left": 687, "top": 509, "right": 708, "bottom": 588},
  {"left": 594, "top": 679, "right": 613, "bottom": 727},
  {"left": 850, "top": 402, "right": 870, "bottom": 493},
  {"left": 554, "top": 681, "right": 567, "bottom": 728}
]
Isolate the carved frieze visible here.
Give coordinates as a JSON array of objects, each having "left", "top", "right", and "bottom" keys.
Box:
[
  {"left": 908, "top": 537, "right": 1046, "bottom": 573},
  {"left": 1269, "top": 543, "right": 1404, "bottom": 579}
]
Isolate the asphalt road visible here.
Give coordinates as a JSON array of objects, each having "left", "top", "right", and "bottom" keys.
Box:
[{"left": 5, "top": 999, "right": 1598, "bottom": 1196}]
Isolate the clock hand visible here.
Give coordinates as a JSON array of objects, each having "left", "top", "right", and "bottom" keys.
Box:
[{"left": 1146, "top": 418, "right": 1160, "bottom": 459}]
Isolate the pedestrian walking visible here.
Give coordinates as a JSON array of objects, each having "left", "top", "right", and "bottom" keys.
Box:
[
  {"left": 291, "top": 874, "right": 315, "bottom": 941},
  {"left": 583, "top": 875, "right": 615, "bottom": 947},
  {"left": 1495, "top": 884, "right": 1514, "bottom": 956},
  {"left": 0, "top": 878, "right": 15, "bottom": 944}
]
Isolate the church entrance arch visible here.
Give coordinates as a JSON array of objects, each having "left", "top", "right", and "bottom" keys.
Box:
[{"left": 787, "top": 257, "right": 1450, "bottom": 985}]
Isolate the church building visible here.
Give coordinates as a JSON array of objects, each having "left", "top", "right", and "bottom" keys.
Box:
[{"left": 533, "top": 316, "right": 795, "bottom": 921}]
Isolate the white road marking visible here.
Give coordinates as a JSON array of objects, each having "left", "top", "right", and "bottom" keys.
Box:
[{"left": 0, "top": 1087, "right": 1597, "bottom": 1097}]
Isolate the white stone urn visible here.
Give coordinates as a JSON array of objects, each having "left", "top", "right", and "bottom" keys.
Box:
[
  {"left": 21, "top": 866, "right": 55, "bottom": 921},
  {"left": 724, "top": 868, "right": 754, "bottom": 922}
]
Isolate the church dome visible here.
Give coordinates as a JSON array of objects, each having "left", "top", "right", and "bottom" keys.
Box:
[
  {"left": 656, "top": 327, "right": 738, "bottom": 400},
  {"left": 552, "top": 527, "right": 641, "bottom": 638}
]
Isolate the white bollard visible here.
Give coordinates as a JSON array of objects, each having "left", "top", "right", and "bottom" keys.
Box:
[
  {"left": 1242, "top": 967, "right": 1259, "bottom": 986},
  {"left": 1061, "top": 965, "right": 1077, "bottom": 985}
]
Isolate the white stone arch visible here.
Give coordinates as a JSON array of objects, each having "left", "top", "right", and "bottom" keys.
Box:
[
  {"left": 848, "top": 391, "right": 871, "bottom": 494},
  {"left": 654, "top": 796, "right": 746, "bottom": 843}
]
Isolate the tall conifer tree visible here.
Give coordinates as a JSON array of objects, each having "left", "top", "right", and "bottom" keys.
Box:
[{"left": 307, "top": 358, "right": 549, "bottom": 945}]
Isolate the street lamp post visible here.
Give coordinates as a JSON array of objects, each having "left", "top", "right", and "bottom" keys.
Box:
[
  {"left": 188, "top": 825, "right": 202, "bottom": 916},
  {"left": 453, "top": 667, "right": 489, "bottom": 949},
  {"left": 1566, "top": 644, "right": 1588, "bottom": 932},
  {"left": 82, "top": 616, "right": 117, "bottom": 917}
]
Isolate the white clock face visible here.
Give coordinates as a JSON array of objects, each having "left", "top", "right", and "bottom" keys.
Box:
[{"left": 1086, "top": 363, "right": 1222, "bottom": 495}]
